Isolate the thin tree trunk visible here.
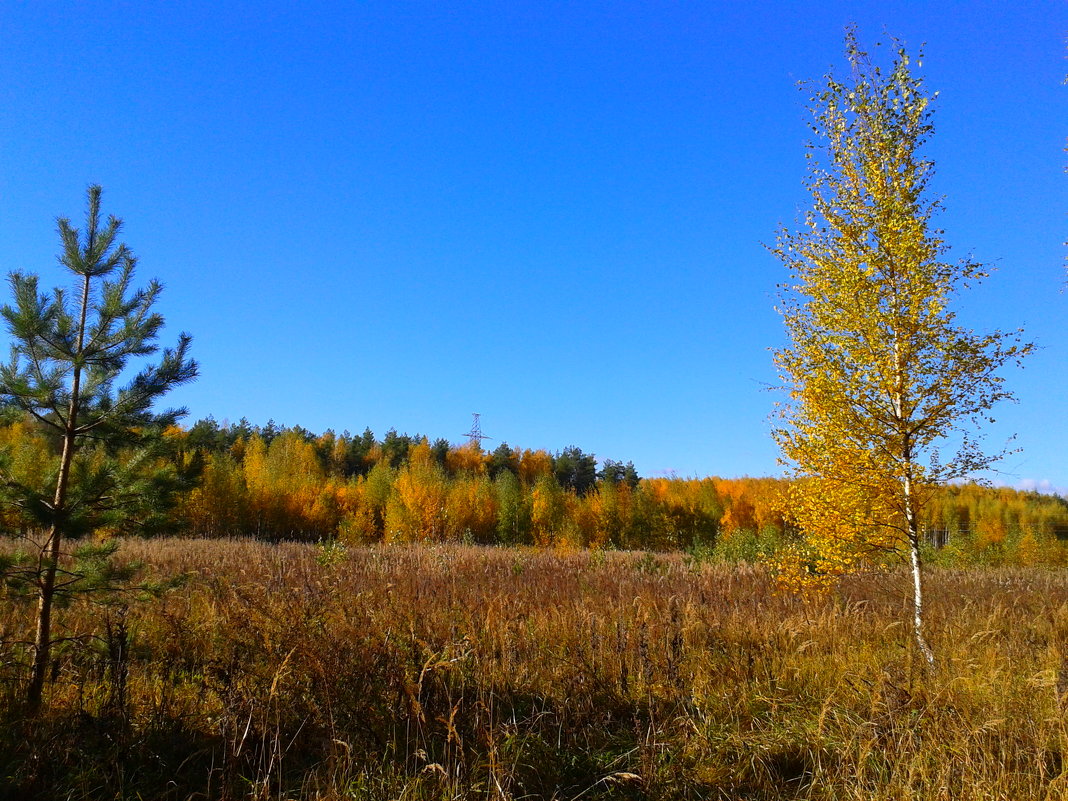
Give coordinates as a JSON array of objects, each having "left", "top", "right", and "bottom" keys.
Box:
[
  {"left": 26, "top": 446, "right": 73, "bottom": 712},
  {"left": 892, "top": 318, "right": 934, "bottom": 668},
  {"left": 907, "top": 528, "right": 935, "bottom": 667},
  {"left": 903, "top": 470, "right": 935, "bottom": 668},
  {"left": 26, "top": 268, "right": 91, "bottom": 713}
]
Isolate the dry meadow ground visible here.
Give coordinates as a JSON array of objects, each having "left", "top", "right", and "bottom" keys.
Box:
[{"left": 2, "top": 537, "right": 1068, "bottom": 800}]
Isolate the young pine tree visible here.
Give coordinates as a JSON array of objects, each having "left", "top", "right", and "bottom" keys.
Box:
[
  {"left": 771, "top": 31, "right": 1031, "bottom": 665},
  {"left": 0, "top": 186, "right": 197, "bottom": 711}
]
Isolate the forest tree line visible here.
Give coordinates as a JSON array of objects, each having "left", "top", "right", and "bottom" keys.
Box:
[{"left": 2, "top": 413, "right": 1065, "bottom": 564}]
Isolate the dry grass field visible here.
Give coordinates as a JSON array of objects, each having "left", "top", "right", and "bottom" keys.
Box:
[{"left": 2, "top": 538, "right": 1068, "bottom": 800}]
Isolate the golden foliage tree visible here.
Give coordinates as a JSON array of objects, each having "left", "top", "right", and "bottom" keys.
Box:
[
  {"left": 530, "top": 473, "right": 565, "bottom": 546},
  {"left": 446, "top": 441, "right": 487, "bottom": 476},
  {"left": 772, "top": 30, "right": 1032, "bottom": 664},
  {"left": 181, "top": 451, "right": 248, "bottom": 537},
  {"left": 385, "top": 439, "right": 447, "bottom": 541},
  {"left": 518, "top": 448, "right": 553, "bottom": 485},
  {"left": 445, "top": 473, "right": 497, "bottom": 542}
]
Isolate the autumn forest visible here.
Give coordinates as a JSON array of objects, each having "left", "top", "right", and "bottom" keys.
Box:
[{"left": 4, "top": 413, "right": 1062, "bottom": 562}]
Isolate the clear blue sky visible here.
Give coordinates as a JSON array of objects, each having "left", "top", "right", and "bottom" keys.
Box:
[{"left": 0, "top": 2, "right": 1064, "bottom": 490}]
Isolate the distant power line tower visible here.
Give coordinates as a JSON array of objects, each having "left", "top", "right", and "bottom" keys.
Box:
[{"left": 464, "top": 413, "right": 493, "bottom": 448}]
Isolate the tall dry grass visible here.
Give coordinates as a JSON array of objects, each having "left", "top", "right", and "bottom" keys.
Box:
[{"left": 1, "top": 538, "right": 1067, "bottom": 799}]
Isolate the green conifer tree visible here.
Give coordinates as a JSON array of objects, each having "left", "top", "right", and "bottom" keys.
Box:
[{"left": 0, "top": 186, "right": 197, "bottom": 712}]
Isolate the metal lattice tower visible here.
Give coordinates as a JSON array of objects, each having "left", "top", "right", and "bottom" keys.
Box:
[{"left": 463, "top": 413, "right": 492, "bottom": 447}]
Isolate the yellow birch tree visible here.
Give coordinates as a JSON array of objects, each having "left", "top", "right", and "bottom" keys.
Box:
[{"left": 772, "top": 29, "right": 1031, "bottom": 665}]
